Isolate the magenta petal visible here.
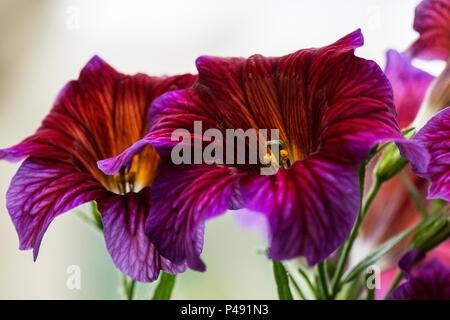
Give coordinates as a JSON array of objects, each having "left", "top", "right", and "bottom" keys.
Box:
[
  {"left": 396, "top": 138, "right": 431, "bottom": 175},
  {"left": 389, "top": 259, "right": 450, "bottom": 300},
  {"left": 385, "top": 50, "right": 434, "bottom": 129},
  {"left": 0, "top": 144, "right": 35, "bottom": 162},
  {"left": 97, "top": 139, "right": 151, "bottom": 175},
  {"left": 406, "top": 0, "right": 450, "bottom": 61},
  {"left": 145, "top": 164, "right": 242, "bottom": 271},
  {"left": 97, "top": 188, "right": 186, "bottom": 282},
  {"left": 6, "top": 158, "right": 103, "bottom": 259},
  {"left": 410, "top": 107, "right": 450, "bottom": 201},
  {"left": 241, "top": 156, "right": 360, "bottom": 265}
]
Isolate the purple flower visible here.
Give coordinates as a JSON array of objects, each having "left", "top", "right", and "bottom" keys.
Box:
[
  {"left": 0, "top": 56, "right": 197, "bottom": 281},
  {"left": 99, "top": 30, "right": 425, "bottom": 269},
  {"left": 406, "top": 0, "right": 450, "bottom": 61},
  {"left": 359, "top": 51, "right": 434, "bottom": 247},
  {"left": 385, "top": 50, "right": 435, "bottom": 129},
  {"left": 390, "top": 258, "right": 450, "bottom": 300},
  {"left": 409, "top": 107, "right": 450, "bottom": 201}
]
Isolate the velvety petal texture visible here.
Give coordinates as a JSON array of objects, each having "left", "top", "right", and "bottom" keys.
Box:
[
  {"left": 6, "top": 157, "right": 103, "bottom": 259},
  {"left": 97, "top": 188, "right": 186, "bottom": 281},
  {"left": 146, "top": 164, "right": 243, "bottom": 271},
  {"left": 1, "top": 56, "right": 196, "bottom": 281},
  {"left": 406, "top": 0, "right": 450, "bottom": 61},
  {"left": 389, "top": 259, "right": 450, "bottom": 300},
  {"left": 411, "top": 107, "right": 450, "bottom": 201},
  {"left": 240, "top": 157, "right": 359, "bottom": 264},
  {"left": 100, "top": 30, "right": 421, "bottom": 266}
]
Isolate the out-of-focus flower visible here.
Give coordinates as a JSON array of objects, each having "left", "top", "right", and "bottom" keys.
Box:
[
  {"left": 406, "top": 0, "right": 450, "bottom": 61},
  {"left": 386, "top": 50, "right": 435, "bottom": 129},
  {"left": 389, "top": 255, "right": 450, "bottom": 300},
  {"left": 360, "top": 50, "right": 434, "bottom": 252},
  {"left": 0, "top": 56, "right": 197, "bottom": 282},
  {"left": 372, "top": 50, "right": 435, "bottom": 182},
  {"left": 410, "top": 107, "right": 450, "bottom": 201},
  {"left": 99, "top": 29, "right": 424, "bottom": 270},
  {"left": 376, "top": 241, "right": 450, "bottom": 299}
]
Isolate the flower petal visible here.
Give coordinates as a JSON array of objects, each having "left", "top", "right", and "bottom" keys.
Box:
[
  {"left": 2, "top": 56, "right": 196, "bottom": 268},
  {"left": 102, "top": 30, "right": 420, "bottom": 267},
  {"left": 406, "top": 0, "right": 450, "bottom": 61},
  {"left": 398, "top": 249, "right": 426, "bottom": 275},
  {"left": 145, "top": 164, "right": 243, "bottom": 271},
  {"left": 385, "top": 50, "right": 434, "bottom": 129},
  {"left": 6, "top": 158, "right": 103, "bottom": 259},
  {"left": 410, "top": 107, "right": 450, "bottom": 201},
  {"left": 240, "top": 156, "right": 360, "bottom": 264},
  {"left": 98, "top": 87, "right": 216, "bottom": 175},
  {"left": 389, "top": 258, "right": 450, "bottom": 299},
  {"left": 97, "top": 188, "right": 186, "bottom": 282},
  {"left": 2, "top": 56, "right": 196, "bottom": 192}
]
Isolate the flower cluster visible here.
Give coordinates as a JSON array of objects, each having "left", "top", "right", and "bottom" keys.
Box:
[{"left": 1, "top": 0, "right": 449, "bottom": 299}]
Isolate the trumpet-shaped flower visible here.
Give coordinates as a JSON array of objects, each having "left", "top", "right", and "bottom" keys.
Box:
[
  {"left": 0, "top": 56, "right": 196, "bottom": 281},
  {"left": 99, "top": 30, "right": 426, "bottom": 270}
]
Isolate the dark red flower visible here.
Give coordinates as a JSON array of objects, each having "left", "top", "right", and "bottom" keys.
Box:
[
  {"left": 0, "top": 56, "right": 197, "bottom": 281},
  {"left": 99, "top": 30, "right": 425, "bottom": 270}
]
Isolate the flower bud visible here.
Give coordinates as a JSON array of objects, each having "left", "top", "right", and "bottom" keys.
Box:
[
  {"left": 411, "top": 214, "right": 450, "bottom": 253},
  {"left": 373, "top": 129, "right": 415, "bottom": 182}
]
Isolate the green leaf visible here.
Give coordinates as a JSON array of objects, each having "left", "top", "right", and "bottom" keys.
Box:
[
  {"left": 152, "top": 272, "right": 177, "bottom": 300},
  {"left": 342, "top": 217, "right": 440, "bottom": 284},
  {"left": 272, "top": 261, "right": 293, "bottom": 300}
]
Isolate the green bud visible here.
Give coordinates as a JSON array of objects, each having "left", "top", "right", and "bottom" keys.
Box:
[
  {"left": 373, "top": 129, "right": 416, "bottom": 182},
  {"left": 410, "top": 214, "right": 450, "bottom": 253}
]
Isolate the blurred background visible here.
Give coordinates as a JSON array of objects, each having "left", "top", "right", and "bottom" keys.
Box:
[{"left": 0, "top": 0, "right": 442, "bottom": 299}]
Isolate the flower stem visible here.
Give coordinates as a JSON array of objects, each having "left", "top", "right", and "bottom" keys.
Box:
[
  {"left": 384, "top": 270, "right": 403, "bottom": 299},
  {"left": 316, "top": 262, "right": 330, "bottom": 299},
  {"left": 288, "top": 274, "right": 307, "bottom": 300},
  {"left": 330, "top": 167, "right": 382, "bottom": 298},
  {"left": 297, "top": 268, "right": 319, "bottom": 299},
  {"left": 152, "top": 272, "right": 177, "bottom": 300},
  {"left": 272, "top": 261, "right": 293, "bottom": 300},
  {"left": 122, "top": 274, "right": 136, "bottom": 300},
  {"left": 75, "top": 201, "right": 103, "bottom": 232}
]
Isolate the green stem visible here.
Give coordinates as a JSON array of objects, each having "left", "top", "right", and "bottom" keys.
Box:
[
  {"left": 122, "top": 274, "right": 136, "bottom": 300},
  {"left": 399, "top": 172, "right": 427, "bottom": 219},
  {"left": 316, "top": 262, "right": 330, "bottom": 299},
  {"left": 75, "top": 201, "right": 103, "bottom": 232},
  {"left": 90, "top": 201, "right": 103, "bottom": 231},
  {"left": 297, "top": 268, "right": 319, "bottom": 299},
  {"left": 288, "top": 274, "right": 307, "bottom": 300},
  {"left": 272, "top": 261, "right": 293, "bottom": 300},
  {"left": 365, "top": 273, "right": 375, "bottom": 300},
  {"left": 384, "top": 270, "right": 403, "bottom": 299},
  {"left": 152, "top": 272, "right": 177, "bottom": 300},
  {"left": 330, "top": 170, "right": 382, "bottom": 299}
]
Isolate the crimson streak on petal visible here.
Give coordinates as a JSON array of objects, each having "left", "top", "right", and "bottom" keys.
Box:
[
  {"left": 99, "top": 29, "right": 426, "bottom": 267},
  {"left": 146, "top": 164, "right": 243, "bottom": 271},
  {"left": 1, "top": 56, "right": 196, "bottom": 282},
  {"left": 97, "top": 188, "right": 187, "bottom": 281}
]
